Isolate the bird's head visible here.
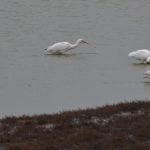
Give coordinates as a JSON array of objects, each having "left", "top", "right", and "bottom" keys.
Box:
[
  {"left": 77, "top": 39, "right": 96, "bottom": 48},
  {"left": 78, "top": 39, "right": 89, "bottom": 44}
]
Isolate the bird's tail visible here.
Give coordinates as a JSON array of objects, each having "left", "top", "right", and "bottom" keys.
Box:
[{"left": 128, "top": 52, "right": 134, "bottom": 57}]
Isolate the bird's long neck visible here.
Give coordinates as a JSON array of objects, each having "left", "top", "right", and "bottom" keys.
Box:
[{"left": 70, "top": 40, "right": 80, "bottom": 49}]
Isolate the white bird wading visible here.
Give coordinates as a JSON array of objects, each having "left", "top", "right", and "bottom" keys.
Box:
[
  {"left": 128, "top": 49, "right": 150, "bottom": 63},
  {"left": 45, "top": 39, "right": 89, "bottom": 54}
]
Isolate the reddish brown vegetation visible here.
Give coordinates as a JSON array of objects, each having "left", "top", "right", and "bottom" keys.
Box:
[{"left": 1, "top": 101, "right": 150, "bottom": 150}]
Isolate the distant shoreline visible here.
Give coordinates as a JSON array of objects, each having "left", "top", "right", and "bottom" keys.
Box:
[{"left": 1, "top": 100, "right": 150, "bottom": 150}]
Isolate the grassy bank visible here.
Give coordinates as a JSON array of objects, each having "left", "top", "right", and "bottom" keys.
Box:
[{"left": 1, "top": 101, "right": 150, "bottom": 150}]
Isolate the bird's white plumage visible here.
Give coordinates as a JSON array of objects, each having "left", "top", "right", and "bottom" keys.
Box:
[
  {"left": 128, "top": 49, "right": 150, "bottom": 63},
  {"left": 144, "top": 70, "right": 150, "bottom": 79},
  {"left": 145, "top": 57, "right": 150, "bottom": 64},
  {"left": 47, "top": 42, "right": 71, "bottom": 53},
  {"left": 45, "top": 39, "right": 88, "bottom": 54}
]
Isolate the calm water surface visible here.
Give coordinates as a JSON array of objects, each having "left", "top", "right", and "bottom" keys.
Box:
[{"left": 1, "top": 0, "right": 150, "bottom": 117}]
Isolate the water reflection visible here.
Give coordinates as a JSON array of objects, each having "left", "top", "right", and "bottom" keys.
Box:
[
  {"left": 44, "top": 52, "right": 99, "bottom": 57},
  {"left": 131, "top": 63, "right": 150, "bottom": 66}
]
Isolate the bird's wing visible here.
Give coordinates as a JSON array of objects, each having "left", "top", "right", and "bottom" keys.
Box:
[
  {"left": 132, "top": 50, "right": 150, "bottom": 60},
  {"left": 136, "top": 49, "right": 150, "bottom": 53},
  {"left": 49, "top": 42, "right": 70, "bottom": 52},
  {"left": 137, "top": 50, "right": 150, "bottom": 56}
]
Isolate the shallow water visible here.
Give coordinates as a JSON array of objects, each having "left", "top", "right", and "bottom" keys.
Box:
[{"left": 1, "top": 0, "right": 150, "bottom": 117}]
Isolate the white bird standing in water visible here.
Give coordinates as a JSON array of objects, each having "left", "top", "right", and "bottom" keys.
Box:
[
  {"left": 128, "top": 49, "right": 150, "bottom": 63},
  {"left": 144, "top": 70, "right": 150, "bottom": 79},
  {"left": 44, "top": 38, "right": 89, "bottom": 54}
]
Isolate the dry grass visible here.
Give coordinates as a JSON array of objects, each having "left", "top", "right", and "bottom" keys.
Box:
[{"left": 1, "top": 100, "right": 150, "bottom": 150}]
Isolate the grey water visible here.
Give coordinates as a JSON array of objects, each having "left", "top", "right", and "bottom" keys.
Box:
[{"left": 1, "top": 0, "right": 150, "bottom": 117}]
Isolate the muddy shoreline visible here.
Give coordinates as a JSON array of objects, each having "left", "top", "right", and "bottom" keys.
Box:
[{"left": 1, "top": 101, "right": 150, "bottom": 150}]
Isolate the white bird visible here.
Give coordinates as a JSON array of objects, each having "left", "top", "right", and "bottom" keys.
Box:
[
  {"left": 128, "top": 49, "right": 150, "bottom": 63},
  {"left": 44, "top": 39, "right": 89, "bottom": 54},
  {"left": 145, "top": 57, "right": 150, "bottom": 64},
  {"left": 144, "top": 70, "right": 150, "bottom": 79}
]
